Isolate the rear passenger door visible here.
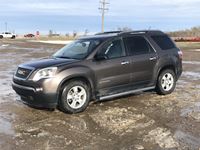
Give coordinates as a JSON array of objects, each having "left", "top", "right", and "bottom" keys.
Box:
[{"left": 123, "top": 36, "right": 157, "bottom": 86}]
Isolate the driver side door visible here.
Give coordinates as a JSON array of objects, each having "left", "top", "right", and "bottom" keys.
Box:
[{"left": 92, "top": 38, "right": 131, "bottom": 95}]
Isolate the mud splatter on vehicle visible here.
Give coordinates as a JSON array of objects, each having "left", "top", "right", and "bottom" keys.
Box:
[{"left": 0, "top": 40, "right": 199, "bottom": 150}]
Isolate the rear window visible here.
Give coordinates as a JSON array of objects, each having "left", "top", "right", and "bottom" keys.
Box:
[
  {"left": 124, "top": 36, "right": 154, "bottom": 55},
  {"left": 151, "top": 35, "right": 176, "bottom": 50}
]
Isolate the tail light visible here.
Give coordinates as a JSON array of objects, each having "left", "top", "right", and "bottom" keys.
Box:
[{"left": 178, "top": 50, "right": 183, "bottom": 60}]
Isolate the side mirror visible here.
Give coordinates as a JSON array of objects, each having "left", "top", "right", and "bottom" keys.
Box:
[{"left": 94, "top": 54, "right": 108, "bottom": 61}]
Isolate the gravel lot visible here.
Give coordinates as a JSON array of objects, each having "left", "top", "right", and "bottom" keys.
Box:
[{"left": 0, "top": 40, "right": 200, "bottom": 150}]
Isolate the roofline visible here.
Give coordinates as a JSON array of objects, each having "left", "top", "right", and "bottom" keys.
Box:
[
  {"left": 96, "top": 30, "right": 164, "bottom": 36},
  {"left": 78, "top": 30, "right": 165, "bottom": 40},
  {"left": 95, "top": 31, "right": 122, "bottom": 35}
]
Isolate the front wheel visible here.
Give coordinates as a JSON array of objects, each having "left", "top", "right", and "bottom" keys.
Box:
[
  {"left": 156, "top": 69, "right": 176, "bottom": 95},
  {"left": 59, "top": 80, "right": 90, "bottom": 114}
]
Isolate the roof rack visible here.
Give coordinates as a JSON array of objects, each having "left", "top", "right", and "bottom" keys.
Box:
[
  {"left": 118, "top": 30, "right": 164, "bottom": 35},
  {"left": 118, "top": 31, "right": 148, "bottom": 35},
  {"left": 95, "top": 31, "right": 122, "bottom": 35},
  {"left": 95, "top": 30, "right": 163, "bottom": 36}
]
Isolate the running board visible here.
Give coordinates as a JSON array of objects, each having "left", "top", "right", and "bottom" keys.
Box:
[{"left": 99, "top": 86, "right": 155, "bottom": 101}]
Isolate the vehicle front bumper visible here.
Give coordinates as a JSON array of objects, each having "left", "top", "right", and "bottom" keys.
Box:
[{"left": 12, "top": 82, "right": 57, "bottom": 109}]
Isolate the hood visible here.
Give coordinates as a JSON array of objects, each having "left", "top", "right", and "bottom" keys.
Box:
[{"left": 21, "top": 57, "right": 78, "bottom": 69}]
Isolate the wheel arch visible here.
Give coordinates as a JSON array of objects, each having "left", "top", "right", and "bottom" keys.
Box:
[
  {"left": 157, "top": 64, "right": 177, "bottom": 82},
  {"left": 56, "top": 75, "right": 95, "bottom": 104},
  {"left": 155, "top": 65, "right": 177, "bottom": 95},
  {"left": 11, "top": 35, "right": 16, "bottom": 39}
]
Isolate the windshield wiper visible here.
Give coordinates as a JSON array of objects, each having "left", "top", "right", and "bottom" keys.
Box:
[{"left": 55, "top": 56, "right": 73, "bottom": 59}]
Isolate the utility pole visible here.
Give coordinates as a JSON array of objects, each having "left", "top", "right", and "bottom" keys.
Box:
[
  {"left": 99, "top": 0, "right": 109, "bottom": 32},
  {"left": 5, "top": 22, "right": 7, "bottom": 32}
]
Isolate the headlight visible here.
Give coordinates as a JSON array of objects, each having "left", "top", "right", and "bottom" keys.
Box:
[{"left": 32, "top": 67, "right": 57, "bottom": 82}]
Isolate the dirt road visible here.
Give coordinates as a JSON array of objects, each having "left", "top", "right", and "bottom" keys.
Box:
[{"left": 0, "top": 40, "right": 200, "bottom": 150}]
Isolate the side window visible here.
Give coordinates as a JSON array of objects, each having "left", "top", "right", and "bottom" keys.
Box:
[
  {"left": 124, "top": 36, "right": 154, "bottom": 55},
  {"left": 151, "top": 35, "right": 175, "bottom": 50},
  {"left": 99, "top": 39, "right": 125, "bottom": 59}
]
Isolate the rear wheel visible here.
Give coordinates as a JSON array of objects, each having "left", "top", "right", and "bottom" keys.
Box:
[
  {"left": 0, "top": 35, "right": 3, "bottom": 39},
  {"left": 156, "top": 69, "right": 176, "bottom": 95},
  {"left": 59, "top": 80, "right": 90, "bottom": 114},
  {"left": 11, "top": 36, "right": 16, "bottom": 39}
]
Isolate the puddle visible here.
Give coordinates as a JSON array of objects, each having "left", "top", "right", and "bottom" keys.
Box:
[
  {"left": 0, "top": 58, "right": 15, "bottom": 64},
  {"left": 193, "top": 49, "right": 200, "bottom": 52},
  {"left": 0, "top": 71, "right": 14, "bottom": 102},
  {"left": 0, "top": 87, "right": 14, "bottom": 103},
  {"left": 176, "top": 79, "right": 190, "bottom": 88},
  {"left": 196, "top": 85, "right": 200, "bottom": 89},
  {"left": 182, "top": 71, "right": 200, "bottom": 80},
  {"left": 174, "top": 130, "right": 200, "bottom": 149},
  {"left": 0, "top": 117, "right": 14, "bottom": 135},
  {"left": 1, "top": 44, "right": 9, "bottom": 47},
  {"left": 0, "top": 44, "right": 56, "bottom": 53},
  {"left": 180, "top": 102, "right": 200, "bottom": 117},
  {"left": 10, "top": 46, "right": 44, "bottom": 51},
  {"left": 183, "top": 61, "right": 200, "bottom": 65}
]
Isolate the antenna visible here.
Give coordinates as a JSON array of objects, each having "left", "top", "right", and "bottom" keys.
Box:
[{"left": 99, "top": 0, "right": 109, "bottom": 32}]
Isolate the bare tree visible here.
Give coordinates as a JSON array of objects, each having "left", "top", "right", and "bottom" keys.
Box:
[{"left": 168, "top": 26, "right": 200, "bottom": 37}]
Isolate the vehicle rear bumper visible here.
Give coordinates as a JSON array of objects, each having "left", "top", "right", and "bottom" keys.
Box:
[
  {"left": 12, "top": 82, "right": 57, "bottom": 109},
  {"left": 176, "top": 60, "right": 182, "bottom": 80}
]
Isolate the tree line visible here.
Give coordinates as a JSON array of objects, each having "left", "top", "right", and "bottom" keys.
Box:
[{"left": 168, "top": 26, "right": 200, "bottom": 37}]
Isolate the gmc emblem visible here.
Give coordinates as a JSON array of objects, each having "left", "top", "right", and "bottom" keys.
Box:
[{"left": 17, "top": 69, "right": 27, "bottom": 76}]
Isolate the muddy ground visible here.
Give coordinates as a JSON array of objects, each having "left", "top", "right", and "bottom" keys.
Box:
[{"left": 0, "top": 40, "right": 199, "bottom": 150}]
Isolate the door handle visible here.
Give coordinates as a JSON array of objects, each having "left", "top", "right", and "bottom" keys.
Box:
[
  {"left": 121, "top": 61, "right": 130, "bottom": 65},
  {"left": 149, "top": 57, "right": 157, "bottom": 61}
]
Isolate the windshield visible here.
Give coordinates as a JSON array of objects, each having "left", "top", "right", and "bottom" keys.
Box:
[{"left": 53, "top": 39, "right": 102, "bottom": 59}]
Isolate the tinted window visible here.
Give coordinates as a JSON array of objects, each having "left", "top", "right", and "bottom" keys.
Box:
[
  {"left": 124, "top": 36, "right": 154, "bottom": 55},
  {"left": 151, "top": 35, "right": 175, "bottom": 50},
  {"left": 99, "top": 39, "right": 125, "bottom": 59}
]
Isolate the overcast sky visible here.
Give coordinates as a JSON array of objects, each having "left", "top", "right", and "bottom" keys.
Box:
[{"left": 0, "top": 0, "right": 199, "bottom": 34}]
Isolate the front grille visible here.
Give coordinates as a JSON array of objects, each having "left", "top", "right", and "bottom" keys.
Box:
[{"left": 15, "top": 67, "right": 33, "bottom": 79}]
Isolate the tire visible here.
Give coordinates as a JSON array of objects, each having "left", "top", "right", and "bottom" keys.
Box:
[
  {"left": 0, "top": 35, "right": 3, "bottom": 39},
  {"left": 11, "top": 36, "right": 16, "bottom": 39},
  {"left": 156, "top": 69, "right": 176, "bottom": 95},
  {"left": 59, "top": 80, "right": 90, "bottom": 114}
]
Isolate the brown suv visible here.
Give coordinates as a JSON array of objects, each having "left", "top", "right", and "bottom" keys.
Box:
[{"left": 12, "top": 30, "right": 182, "bottom": 113}]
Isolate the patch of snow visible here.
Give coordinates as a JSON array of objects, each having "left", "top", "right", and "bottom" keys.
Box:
[
  {"left": 183, "top": 61, "right": 200, "bottom": 65},
  {"left": 144, "top": 127, "right": 179, "bottom": 149},
  {"left": 29, "top": 40, "right": 73, "bottom": 45}
]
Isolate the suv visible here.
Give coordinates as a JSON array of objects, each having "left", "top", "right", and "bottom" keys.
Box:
[
  {"left": 0, "top": 32, "right": 16, "bottom": 39},
  {"left": 12, "top": 30, "right": 182, "bottom": 113}
]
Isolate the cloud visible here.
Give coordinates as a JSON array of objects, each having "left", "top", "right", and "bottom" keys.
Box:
[
  {"left": 0, "top": 0, "right": 142, "bottom": 16},
  {"left": 0, "top": 0, "right": 199, "bottom": 32},
  {"left": 0, "top": 0, "right": 200, "bottom": 18},
  {"left": 0, "top": 0, "right": 99, "bottom": 16}
]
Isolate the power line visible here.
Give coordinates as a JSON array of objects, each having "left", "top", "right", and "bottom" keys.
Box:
[{"left": 99, "top": 0, "right": 109, "bottom": 32}]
